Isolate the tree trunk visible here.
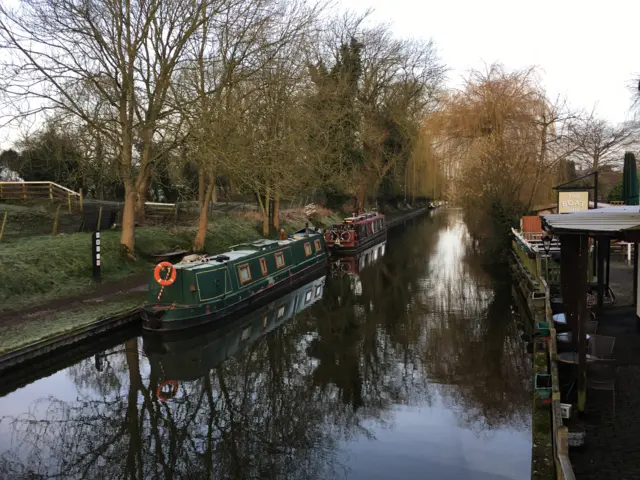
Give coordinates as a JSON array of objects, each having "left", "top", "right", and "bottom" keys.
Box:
[
  {"left": 121, "top": 182, "right": 137, "bottom": 258},
  {"left": 262, "top": 187, "right": 270, "bottom": 237},
  {"left": 198, "top": 166, "right": 206, "bottom": 209},
  {"left": 273, "top": 193, "right": 280, "bottom": 231},
  {"left": 193, "top": 179, "right": 215, "bottom": 251},
  {"left": 135, "top": 176, "right": 149, "bottom": 222},
  {"left": 357, "top": 180, "right": 367, "bottom": 213}
]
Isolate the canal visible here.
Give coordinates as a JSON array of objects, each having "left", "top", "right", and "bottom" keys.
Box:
[{"left": 0, "top": 209, "right": 532, "bottom": 479}]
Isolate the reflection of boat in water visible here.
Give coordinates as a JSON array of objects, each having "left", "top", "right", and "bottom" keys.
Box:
[
  {"left": 144, "top": 275, "right": 326, "bottom": 387},
  {"left": 330, "top": 239, "right": 386, "bottom": 277}
]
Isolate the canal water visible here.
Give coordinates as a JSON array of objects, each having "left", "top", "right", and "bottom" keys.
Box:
[{"left": 0, "top": 209, "right": 532, "bottom": 479}]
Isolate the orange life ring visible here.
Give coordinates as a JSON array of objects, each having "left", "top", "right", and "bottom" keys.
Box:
[
  {"left": 157, "top": 379, "right": 179, "bottom": 402},
  {"left": 154, "top": 261, "right": 177, "bottom": 287}
]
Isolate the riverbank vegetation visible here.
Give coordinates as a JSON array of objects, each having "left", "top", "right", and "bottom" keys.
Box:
[
  {"left": 0, "top": 209, "right": 339, "bottom": 312},
  {"left": 0, "top": 1, "right": 637, "bottom": 264},
  {"left": 0, "top": 3, "right": 445, "bottom": 256},
  {"left": 426, "top": 66, "right": 638, "bottom": 259}
]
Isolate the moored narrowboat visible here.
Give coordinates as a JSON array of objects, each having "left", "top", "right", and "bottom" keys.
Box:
[
  {"left": 324, "top": 211, "right": 386, "bottom": 254},
  {"left": 142, "top": 228, "right": 328, "bottom": 331}
]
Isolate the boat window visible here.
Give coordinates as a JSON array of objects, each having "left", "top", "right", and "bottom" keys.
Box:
[
  {"left": 305, "top": 290, "right": 313, "bottom": 303},
  {"left": 259, "top": 257, "right": 268, "bottom": 275},
  {"left": 314, "top": 239, "right": 322, "bottom": 252},
  {"left": 275, "top": 252, "right": 285, "bottom": 268},
  {"left": 277, "top": 305, "right": 286, "bottom": 318},
  {"left": 315, "top": 285, "right": 322, "bottom": 297},
  {"left": 237, "top": 264, "right": 252, "bottom": 284},
  {"left": 304, "top": 242, "right": 312, "bottom": 256}
]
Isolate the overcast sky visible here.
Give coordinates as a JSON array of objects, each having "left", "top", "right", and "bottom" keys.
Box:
[
  {"left": 1, "top": 0, "right": 639, "bottom": 149},
  {"left": 340, "top": 0, "right": 640, "bottom": 123}
]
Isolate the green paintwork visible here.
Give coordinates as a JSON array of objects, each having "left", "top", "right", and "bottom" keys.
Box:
[{"left": 143, "top": 230, "right": 327, "bottom": 328}]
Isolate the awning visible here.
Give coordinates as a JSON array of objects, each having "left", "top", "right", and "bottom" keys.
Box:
[{"left": 542, "top": 206, "right": 640, "bottom": 235}]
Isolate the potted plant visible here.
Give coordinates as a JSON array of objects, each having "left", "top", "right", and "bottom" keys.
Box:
[{"left": 534, "top": 373, "right": 552, "bottom": 400}]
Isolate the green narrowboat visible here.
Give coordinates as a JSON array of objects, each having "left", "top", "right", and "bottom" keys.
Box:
[
  {"left": 142, "top": 228, "right": 328, "bottom": 331},
  {"left": 144, "top": 275, "right": 326, "bottom": 396}
]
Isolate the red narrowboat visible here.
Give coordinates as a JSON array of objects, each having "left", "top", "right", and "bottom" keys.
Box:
[{"left": 324, "top": 212, "right": 386, "bottom": 254}]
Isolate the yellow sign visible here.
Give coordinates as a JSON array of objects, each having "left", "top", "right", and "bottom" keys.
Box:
[{"left": 558, "top": 191, "right": 589, "bottom": 213}]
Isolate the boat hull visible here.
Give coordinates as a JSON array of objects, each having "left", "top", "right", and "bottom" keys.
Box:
[
  {"left": 142, "top": 259, "right": 327, "bottom": 332},
  {"left": 328, "top": 229, "right": 387, "bottom": 255}
]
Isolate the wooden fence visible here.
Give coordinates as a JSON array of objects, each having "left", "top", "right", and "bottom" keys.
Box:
[{"left": 0, "top": 181, "right": 82, "bottom": 213}]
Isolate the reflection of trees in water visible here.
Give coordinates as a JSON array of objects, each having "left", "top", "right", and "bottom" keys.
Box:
[
  {"left": 1, "top": 332, "right": 348, "bottom": 479},
  {"left": 417, "top": 211, "right": 530, "bottom": 432},
  {"left": 0, "top": 211, "right": 530, "bottom": 478}
]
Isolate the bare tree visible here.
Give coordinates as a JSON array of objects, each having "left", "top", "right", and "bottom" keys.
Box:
[
  {"left": 0, "top": 0, "right": 220, "bottom": 256},
  {"left": 567, "top": 111, "right": 636, "bottom": 170}
]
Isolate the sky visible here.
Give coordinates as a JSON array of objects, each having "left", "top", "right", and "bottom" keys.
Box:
[
  {"left": 339, "top": 0, "right": 640, "bottom": 123},
  {"left": 1, "top": 0, "right": 639, "bottom": 149}
]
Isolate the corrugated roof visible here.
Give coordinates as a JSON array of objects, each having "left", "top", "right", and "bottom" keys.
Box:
[{"left": 542, "top": 208, "right": 640, "bottom": 233}]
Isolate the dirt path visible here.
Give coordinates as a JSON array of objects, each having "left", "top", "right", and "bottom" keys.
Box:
[{"left": 0, "top": 273, "right": 148, "bottom": 328}]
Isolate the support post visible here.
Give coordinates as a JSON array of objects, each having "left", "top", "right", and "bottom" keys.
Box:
[
  {"left": 634, "top": 242, "right": 638, "bottom": 308},
  {"left": 605, "top": 238, "right": 611, "bottom": 298},
  {"left": 92, "top": 231, "right": 101, "bottom": 282},
  {"left": 561, "top": 235, "right": 579, "bottom": 351},
  {"left": 0, "top": 210, "right": 7, "bottom": 242},
  {"left": 576, "top": 234, "right": 589, "bottom": 415},
  {"left": 51, "top": 204, "right": 62, "bottom": 236},
  {"left": 49, "top": 183, "right": 53, "bottom": 201},
  {"left": 96, "top": 206, "right": 103, "bottom": 231},
  {"left": 79, "top": 188, "right": 84, "bottom": 213},
  {"left": 597, "top": 237, "right": 605, "bottom": 311},
  {"left": 67, "top": 191, "right": 72, "bottom": 213}
]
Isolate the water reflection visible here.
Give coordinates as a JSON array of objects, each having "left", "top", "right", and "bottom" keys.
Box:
[{"left": 0, "top": 210, "right": 531, "bottom": 479}]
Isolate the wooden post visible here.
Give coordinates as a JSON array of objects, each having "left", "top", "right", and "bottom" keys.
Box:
[
  {"left": 92, "top": 231, "right": 101, "bottom": 282},
  {"left": 49, "top": 183, "right": 53, "bottom": 201},
  {"left": 561, "top": 236, "right": 579, "bottom": 351},
  {"left": 0, "top": 210, "right": 7, "bottom": 242},
  {"left": 22, "top": 182, "right": 27, "bottom": 200},
  {"left": 51, "top": 204, "right": 62, "bottom": 236},
  {"left": 576, "top": 234, "right": 589, "bottom": 415},
  {"left": 79, "top": 188, "right": 84, "bottom": 213},
  {"left": 174, "top": 202, "right": 179, "bottom": 225},
  {"left": 96, "top": 206, "right": 103, "bottom": 231},
  {"left": 67, "top": 191, "right": 72, "bottom": 213},
  {"left": 535, "top": 251, "right": 542, "bottom": 279},
  {"left": 557, "top": 425, "right": 569, "bottom": 456},
  {"left": 597, "top": 237, "right": 605, "bottom": 311},
  {"left": 634, "top": 242, "right": 638, "bottom": 307}
]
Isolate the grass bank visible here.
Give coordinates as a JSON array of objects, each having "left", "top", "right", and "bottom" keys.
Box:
[
  {"left": 0, "top": 209, "right": 341, "bottom": 313},
  {"left": 0, "top": 291, "right": 145, "bottom": 355}
]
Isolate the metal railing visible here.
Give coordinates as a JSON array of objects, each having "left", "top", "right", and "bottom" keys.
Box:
[{"left": 512, "top": 228, "right": 561, "bottom": 285}]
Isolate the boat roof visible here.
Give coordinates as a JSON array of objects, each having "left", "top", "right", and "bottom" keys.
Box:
[
  {"left": 340, "top": 212, "right": 384, "bottom": 225},
  {"left": 175, "top": 231, "right": 320, "bottom": 270}
]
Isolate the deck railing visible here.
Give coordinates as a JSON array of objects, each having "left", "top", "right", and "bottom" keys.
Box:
[{"left": 511, "top": 228, "right": 561, "bottom": 285}]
